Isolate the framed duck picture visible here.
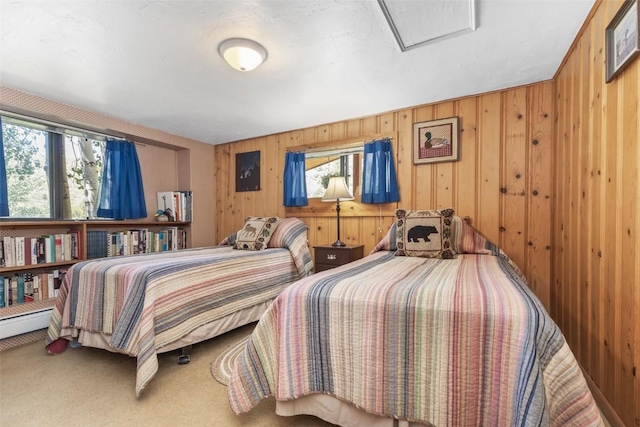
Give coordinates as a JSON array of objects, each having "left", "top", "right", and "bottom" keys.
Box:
[{"left": 413, "top": 117, "right": 460, "bottom": 165}]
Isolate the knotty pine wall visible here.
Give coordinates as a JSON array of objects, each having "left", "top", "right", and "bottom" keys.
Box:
[
  {"left": 215, "top": 80, "right": 554, "bottom": 310},
  {"left": 554, "top": 0, "right": 639, "bottom": 425}
]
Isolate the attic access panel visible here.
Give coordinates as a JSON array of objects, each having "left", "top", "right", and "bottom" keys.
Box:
[{"left": 378, "top": 0, "right": 477, "bottom": 51}]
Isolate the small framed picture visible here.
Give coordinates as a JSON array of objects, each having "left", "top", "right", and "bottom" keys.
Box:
[
  {"left": 413, "top": 117, "right": 460, "bottom": 165},
  {"left": 236, "top": 150, "right": 261, "bottom": 192},
  {"left": 606, "top": 0, "right": 639, "bottom": 83}
]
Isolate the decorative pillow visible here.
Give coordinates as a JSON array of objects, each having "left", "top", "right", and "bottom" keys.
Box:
[
  {"left": 369, "top": 222, "right": 397, "bottom": 254},
  {"left": 450, "top": 215, "right": 492, "bottom": 255},
  {"left": 219, "top": 232, "right": 237, "bottom": 246},
  {"left": 233, "top": 216, "right": 279, "bottom": 250},
  {"left": 395, "top": 208, "right": 456, "bottom": 259},
  {"left": 267, "top": 217, "right": 307, "bottom": 248}
]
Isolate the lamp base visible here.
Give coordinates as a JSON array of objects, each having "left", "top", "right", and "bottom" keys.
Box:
[{"left": 331, "top": 240, "right": 347, "bottom": 247}]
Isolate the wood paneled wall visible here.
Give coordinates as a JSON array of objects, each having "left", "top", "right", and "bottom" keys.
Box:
[
  {"left": 215, "top": 81, "right": 554, "bottom": 309},
  {"left": 554, "top": 1, "right": 639, "bottom": 425}
]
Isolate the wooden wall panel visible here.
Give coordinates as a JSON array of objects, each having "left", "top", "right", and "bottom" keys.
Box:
[
  {"left": 477, "top": 93, "right": 502, "bottom": 247},
  {"left": 502, "top": 87, "right": 528, "bottom": 275},
  {"left": 554, "top": 0, "right": 638, "bottom": 425},
  {"left": 526, "top": 83, "right": 552, "bottom": 309},
  {"left": 215, "top": 81, "right": 554, "bottom": 310},
  {"left": 456, "top": 97, "right": 478, "bottom": 220},
  {"left": 589, "top": 8, "right": 604, "bottom": 387}
]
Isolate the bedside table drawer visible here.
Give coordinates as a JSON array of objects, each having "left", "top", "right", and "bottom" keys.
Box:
[
  {"left": 313, "top": 245, "right": 364, "bottom": 273},
  {"left": 315, "top": 247, "right": 351, "bottom": 266}
]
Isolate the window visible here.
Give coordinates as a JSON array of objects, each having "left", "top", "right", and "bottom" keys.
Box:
[
  {"left": 305, "top": 150, "right": 362, "bottom": 198},
  {"left": 1, "top": 114, "right": 105, "bottom": 219}
]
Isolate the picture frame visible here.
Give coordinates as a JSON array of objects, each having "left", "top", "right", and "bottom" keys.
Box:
[
  {"left": 235, "top": 150, "right": 261, "bottom": 192},
  {"left": 413, "top": 117, "right": 460, "bottom": 165},
  {"left": 606, "top": 0, "right": 639, "bottom": 83}
]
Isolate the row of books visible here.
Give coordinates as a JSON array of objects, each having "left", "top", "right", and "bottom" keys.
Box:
[
  {"left": 0, "top": 269, "right": 67, "bottom": 307},
  {"left": 1, "top": 233, "right": 81, "bottom": 268},
  {"left": 86, "top": 227, "right": 187, "bottom": 259},
  {"left": 156, "top": 190, "right": 193, "bottom": 222}
]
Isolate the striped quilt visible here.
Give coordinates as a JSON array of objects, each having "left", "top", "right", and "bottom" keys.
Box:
[
  {"left": 46, "top": 219, "right": 312, "bottom": 396},
  {"left": 228, "top": 249, "right": 603, "bottom": 426}
]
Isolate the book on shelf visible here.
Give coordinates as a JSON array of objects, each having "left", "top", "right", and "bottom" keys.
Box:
[
  {"left": 3, "top": 276, "right": 8, "bottom": 306},
  {"left": 63, "top": 234, "right": 72, "bottom": 261},
  {"left": 53, "top": 269, "right": 61, "bottom": 297},
  {"left": 29, "top": 238, "right": 38, "bottom": 265},
  {"left": 15, "top": 237, "right": 25, "bottom": 266},
  {"left": 0, "top": 276, "right": 5, "bottom": 307},
  {"left": 23, "top": 273, "right": 38, "bottom": 302},
  {"left": 36, "top": 238, "right": 46, "bottom": 263},
  {"left": 54, "top": 234, "right": 63, "bottom": 261},
  {"left": 16, "top": 274, "right": 25, "bottom": 303},
  {"left": 10, "top": 276, "right": 17, "bottom": 305},
  {"left": 3, "top": 236, "right": 14, "bottom": 267},
  {"left": 24, "top": 240, "right": 31, "bottom": 265},
  {"left": 86, "top": 230, "right": 108, "bottom": 259},
  {"left": 39, "top": 273, "right": 49, "bottom": 300}
]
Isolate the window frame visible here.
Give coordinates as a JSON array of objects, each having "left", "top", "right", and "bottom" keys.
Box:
[
  {"left": 285, "top": 132, "right": 398, "bottom": 218},
  {"left": 0, "top": 111, "right": 119, "bottom": 220}
]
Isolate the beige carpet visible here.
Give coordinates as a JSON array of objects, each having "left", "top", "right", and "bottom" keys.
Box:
[{"left": 0, "top": 323, "right": 334, "bottom": 427}]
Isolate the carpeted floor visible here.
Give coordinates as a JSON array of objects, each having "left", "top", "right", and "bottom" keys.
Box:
[{"left": 0, "top": 322, "right": 334, "bottom": 427}]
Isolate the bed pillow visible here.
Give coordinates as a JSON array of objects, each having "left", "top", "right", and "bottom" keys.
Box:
[
  {"left": 369, "top": 222, "right": 397, "bottom": 254},
  {"left": 219, "top": 232, "right": 237, "bottom": 246},
  {"left": 394, "top": 208, "right": 456, "bottom": 259},
  {"left": 450, "top": 215, "right": 492, "bottom": 255},
  {"left": 267, "top": 217, "right": 307, "bottom": 248},
  {"left": 233, "top": 216, "right": 279, "bottom": 250}
]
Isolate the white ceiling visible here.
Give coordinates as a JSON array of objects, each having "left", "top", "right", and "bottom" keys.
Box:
[{"left": 0, "top": 0, "right": 595, "bottom": 146}]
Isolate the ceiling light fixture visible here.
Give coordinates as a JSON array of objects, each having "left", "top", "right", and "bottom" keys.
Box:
[{"left": 218, "top": 38, "right": 268, "bottom": 72}]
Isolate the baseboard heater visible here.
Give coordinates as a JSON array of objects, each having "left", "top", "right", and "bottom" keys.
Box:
[{"left": 0, "top": 308, "right": 52, "bottom": 340}]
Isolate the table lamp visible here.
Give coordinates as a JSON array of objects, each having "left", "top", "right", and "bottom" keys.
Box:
[{"left": 321, "top": 176, "right": 354, "bottom": 247}]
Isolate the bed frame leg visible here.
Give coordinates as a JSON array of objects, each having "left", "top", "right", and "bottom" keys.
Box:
[{"left": 177, "top": 345, "right": 192, "bottom": 365}]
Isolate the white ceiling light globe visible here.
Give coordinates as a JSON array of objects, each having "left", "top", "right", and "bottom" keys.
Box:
[{"left": 218, "top": 38, "right": 268, "bottom": 72}]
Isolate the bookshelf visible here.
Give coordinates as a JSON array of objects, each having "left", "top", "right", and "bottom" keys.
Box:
[{"left": 0, "top": 219, "right": 191, "bottom": 339}]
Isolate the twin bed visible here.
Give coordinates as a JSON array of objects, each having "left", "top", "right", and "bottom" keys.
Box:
[
  {"left": 45, "top": 211, "right": 602, "bottom": 426},
  {"left": 227, "top": 212, "right": 603, "bottom": 426},
  {"left": 45, "top": 216, "right": 312, "bottom": 396}
]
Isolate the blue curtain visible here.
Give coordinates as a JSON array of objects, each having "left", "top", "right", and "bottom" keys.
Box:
[
  {"left": 283, "top": 151, "right": 308, "bottom": 207},
  {"left": 361, "top": 138, "right": 400, "bottom": 204},
  {"left": 96, "top": 139, "right": 147, "bottom": 219},
  {"left": 0, "top": 117, "right": 8, "bottom": 216}
]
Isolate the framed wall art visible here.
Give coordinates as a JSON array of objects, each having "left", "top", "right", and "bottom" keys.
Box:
[
  {"left": 606, "top": 0, "right": 639, "bottom": 83},
  {"left": 236, "top": 150, "right": 261, "bottom": 192},
  {"left": 413, "top": 116, "right": 460, "bottom": 165}
]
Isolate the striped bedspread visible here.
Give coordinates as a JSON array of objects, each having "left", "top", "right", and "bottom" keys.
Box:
[
  {"left": 228, "top": 250, "right": 603, "bottom": 426},
  {"left": 47, "top": 227, "right": 312, "bottom": 396}
]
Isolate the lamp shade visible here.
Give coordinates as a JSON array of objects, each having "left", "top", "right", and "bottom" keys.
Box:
[
  {"left": 218, "top": 38, "right": 268, "bottom": 72},
  {"left": 322, "top": 176, "right": 354, "bottom": 202}
]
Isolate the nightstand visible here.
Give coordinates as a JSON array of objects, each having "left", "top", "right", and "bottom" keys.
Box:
[{"left": 314, "top": 244, "right": 364, "bottom": 273}]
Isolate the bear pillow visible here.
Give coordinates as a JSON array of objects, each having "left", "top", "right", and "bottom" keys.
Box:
[{"left": 395, "top": 208, "right": 456, "bottom": 259}]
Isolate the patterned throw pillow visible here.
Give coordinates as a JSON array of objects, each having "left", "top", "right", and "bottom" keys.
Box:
[
  {"left": 233, "top": 216, "right": 279, "bottom": 250},
  {"left": 395, "top": 208, "right": 456, "bottom": 259}
]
